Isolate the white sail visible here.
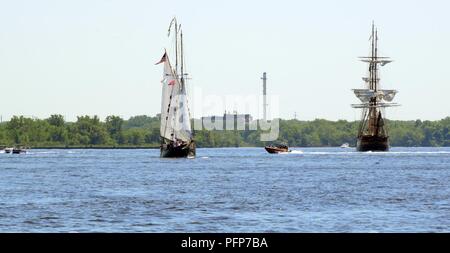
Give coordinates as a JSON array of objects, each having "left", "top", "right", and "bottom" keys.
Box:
[
  {"left": 351, "top": 102, "right": 400, "bottom": 108},
  {"left": 379, "top": 89, "right": 397, "bottom": 102},
  {"left": 173, "top": 88, "right": 192, "bottom": 142},
  {"left": 160, "top": 55, "right": 174, "bottom": 140},
  {"left": 353, "top": 89, "right": 375, "bottom": 103},
  {"left": 360, "top": 59, "right": 393, "bottom": 66},
  {"left": 353, "top": 89, "right": 397, "bottom": 103},
  {"left": 159, "top": 52, "right": 192, "bottom": 142}
]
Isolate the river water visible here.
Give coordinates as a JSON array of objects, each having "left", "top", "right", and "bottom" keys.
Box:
[{"left": 0, "top": 147, "right": 449, "bottom": 232}]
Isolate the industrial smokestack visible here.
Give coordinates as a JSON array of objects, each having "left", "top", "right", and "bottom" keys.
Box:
[{"left": 261, "top": 72, "right": 267, "bottom": 121}]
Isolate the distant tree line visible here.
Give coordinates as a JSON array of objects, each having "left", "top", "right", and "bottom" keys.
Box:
[{"left": 0, "top": 115, "right": 448, "bottom": 148}]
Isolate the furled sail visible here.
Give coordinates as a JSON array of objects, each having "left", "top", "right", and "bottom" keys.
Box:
[
  {"left": 353, "top": 89, "right": 375, "bottom": 103},
  {"left": 158, "top": 52, "right": 192, "bottom": 142},
  {"left": 351, "top": 102, "right": 400, "bottom": 108},
  {"left": 353, "top": 89, "right": 398, "bottom": 103},
  {"left": 380, "top": 89, "right": 397, "bottom": 102},
  {"left": 360, "top": 59, "right": 393, "bottom": 66}
]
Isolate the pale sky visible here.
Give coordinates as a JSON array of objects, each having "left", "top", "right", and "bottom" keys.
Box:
[{"left": 0, "top": 0, "right": 449, "bottom": 122}]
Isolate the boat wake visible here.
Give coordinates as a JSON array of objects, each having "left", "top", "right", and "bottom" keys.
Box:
[
  {"left": 300, "top": 151, "right": 450, "bottom": 155},
  {"left": 374, "top": 151, "right": 450, "bottom": 155},
  {"left": 278, "top": 150, "right": 304, "bottom": 155}
]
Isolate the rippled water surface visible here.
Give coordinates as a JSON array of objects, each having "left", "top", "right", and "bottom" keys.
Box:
[{"left": 0, "top": 147, "right": 449, "bottom": 232}]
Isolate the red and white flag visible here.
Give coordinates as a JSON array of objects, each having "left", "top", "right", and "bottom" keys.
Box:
[{"left": 155, "top": 52, "right": 167, "bottom": 65}]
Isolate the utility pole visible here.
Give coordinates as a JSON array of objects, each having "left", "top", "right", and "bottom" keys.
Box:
[{"left": 261, "top": 72, "right": 267, "bottom": 121}]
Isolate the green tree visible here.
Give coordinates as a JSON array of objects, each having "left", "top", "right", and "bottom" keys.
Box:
[
  {"left": 74, "top": 115, "right": 111, "bottom": 145},
  {"left": 47, "top": 114, "right": 65, "bottom": 127},
  {"left": 106, "top": 115, "right": 125, "bottom": 144}
]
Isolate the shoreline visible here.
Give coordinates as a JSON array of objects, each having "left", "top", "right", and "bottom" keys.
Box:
[
  {"left": 29, "top": 146, "right": 160, "bottom": 149},
  {"left": 21, "top": 146, "right": 446, "bottom": 150}
]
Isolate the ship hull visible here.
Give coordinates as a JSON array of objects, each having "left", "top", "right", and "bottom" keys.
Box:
[
  {"left": 264, "top": 146, "right": 290, "bottom": 154},
  {"left": 356, "top": 135, "right": 389, "bottom": 152},
  {"left": 160, "top": 140, "right": 196, "bottom": 158}
]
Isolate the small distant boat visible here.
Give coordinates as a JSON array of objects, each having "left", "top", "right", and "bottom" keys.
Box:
[
  {"left": 265, "top": 143, "right": 291, "bottom": 154},
  {"left": 12, "top": 147, "right": 27, "bottom": 154},
  {"left": 4, "top": 147, "right": 13, "bottom": 154},
  {"left": 340, "top": 143, "right": 350, "bottom": 148}
]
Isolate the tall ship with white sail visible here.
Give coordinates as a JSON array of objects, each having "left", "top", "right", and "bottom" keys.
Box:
[
  {"left": 352, "top": 23, "right": 400, "bottom": 151},
  {"left": 156, "top": 18, "right": 195, "bottom": 158}
]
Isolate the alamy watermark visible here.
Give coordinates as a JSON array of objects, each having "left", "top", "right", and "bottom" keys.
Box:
[{"left": 169, "top": 86, "right": 280, "bottom": 141}]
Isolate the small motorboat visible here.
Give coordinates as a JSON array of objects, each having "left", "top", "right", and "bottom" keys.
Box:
[
  {"left": 12, "top": 147, "right": 27, "bottom": 154},
  {"left": 264, "top": 143, "right": 291, "bottom": 154},
  {"left": 340, "top": 143, "right": 350, "bottom": 148},
  {"left": 4, "top": 147, "right": 13, "bottom": 154}
]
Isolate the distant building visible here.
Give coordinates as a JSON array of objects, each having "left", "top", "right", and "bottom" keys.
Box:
[{"left": 201, "top": 111, "right": 253, "bottom": 130}]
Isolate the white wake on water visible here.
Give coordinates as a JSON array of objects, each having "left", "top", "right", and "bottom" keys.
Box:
[
  {"left": 278, "top": 150, "right": 304, "bottom": 155},
  {"left": 300, "top": 151, "right": 450, "bottom": 155}
]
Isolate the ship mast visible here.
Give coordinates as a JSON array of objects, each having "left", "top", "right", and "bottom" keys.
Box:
[
  {"left": 369, "top": 23, "right": 377, "bottom": 135},
  {"left": 370, "top": 23, "right": 374, "bottom": 90},
  {"left": 168, "top": 19, "right": 192, "bottom": 139},
  {"left": 164, "top": 17, "right": 180, "bottom": 142},
  {"left": 175, "top": 20, "right": 178, "bottom": 73},
  {"left": 168, "top": 17, "right": 179, "bottom": 74},
  {"left": 180, "top": 29, "right": 184, "bottom": 89},
  {"left": 373, "top": 24, "right": 377, "bottom": 91}
]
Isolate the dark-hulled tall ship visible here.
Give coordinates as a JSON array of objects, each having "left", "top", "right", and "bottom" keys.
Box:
[
  {"left": 352, "top": 23, "right": 400, "bottom": 152},
  {"left": 156, "top": 18, "right": 195, "bottom": 158}
]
